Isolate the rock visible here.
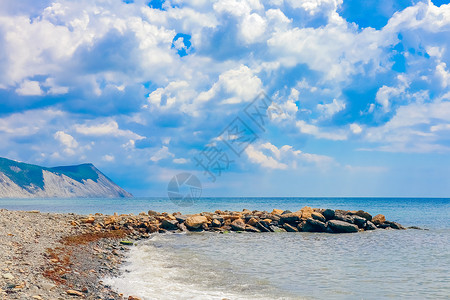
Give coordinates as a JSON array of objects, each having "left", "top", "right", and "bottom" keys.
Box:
[
  {"left": 302, "top": 218, "right": 327, "bottom": 232},
  {"left": 177, "top": 222, "right": 188, "bottom": 232},
  {"left": 120, "top": 241, "right": 134, "bottom": 246},
  {"left": 378, "top": 222, "right": 391, "bottom": 229},
  {"left": 372, "top": 214, "right": 386, "bottom": 225},
  {"left": 40, "top": 281, "right": 56, "bottom": 291},
  {"left": 211, "top": 219, "right": 222, "bottom": 227},
  {"left": 148, "top": 210, "right": 159, "bottom": 216},
  {"left": 299, "top": 206, "right": 314, "bottom": 219},
  {"left": 365, "top": 221, "right": 377, "bottom": 230},
  {"left": 231, "top": 219, "right": 246, "bottom": 231},
  {"left": 281, "top": 210, "right": 292, "bottom": 214},
  {"left": 279, "top": 212, "right": 301, "bottom": 224},
  {"left": 322, "top": 209, "right": 335, "bottom": 220},
  {"left": 334, "top": 212, "right": 355, "bottom": 223},
  {"left": 161, "top": 219, "right": 178, "bottom": 230},
  {"left": 245, "top": 225, "right": 261, "bottom": 232},
  {"left": 297, "top": 221, "right": 306, "bottom": 231},
  {"left": 352, "top": 216, "right": 367, "bottom": 228},
  {"left": 66, "top": 290, "right": 84, "bottom": 296},
  {"left": 271, "top": 209, "right": 284, "bottom": 215},
  {"left": 2, "top": 273, "right": 14, "bottom": 280},
  {"left": 353, "top": 210, "right": 372, "bottom": 221},
  {"left": 128, "top": 296, "right": 142, "bottom": 300},
  {"left": 185, "top": 216, "right": 208, "bottom": 229},
  {"left": 81, "top": 216, "right": 95, "bottom": 224},
  {"left": 104, "top": 216, "right": 117, "bottom": 225},
  {"left": 386, "top": 221, "right": 406, "bottom": 230},
  {"left": 175, "top": 215, "right": 188, "bottom": 223},
  {"left": 327, "top": 220, "right": 359, "bottom": 233},
  {"left": 256, "top": 221, "right": 271, "bottom": 232},
  {"left": 32, "top": 296, "right": 42, "bottom": 300},
  {"left": 247, "top": 217, "right": 258, "bottom": 226},
  {"left": 311, "top": 212, "right": 326, "bottom": 223},
  {"left": 283, "top": 223, "right": 298, "bottom": 232}
]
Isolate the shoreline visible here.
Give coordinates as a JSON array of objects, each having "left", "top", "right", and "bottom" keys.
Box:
[{"left": 0, "top": 207, "right": 409, "bottom": 299}]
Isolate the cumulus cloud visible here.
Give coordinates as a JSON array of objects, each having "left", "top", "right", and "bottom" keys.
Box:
[{"left": 74, "top": 121, "right": 143, "bottom": 140}]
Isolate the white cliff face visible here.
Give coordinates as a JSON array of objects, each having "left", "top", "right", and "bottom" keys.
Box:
[{"left": 0, "top": 169, "right": 132, "bottom": 198}]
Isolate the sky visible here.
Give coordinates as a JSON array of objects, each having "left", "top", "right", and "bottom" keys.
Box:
[{"left": 0, "top": 0, "right": 449, "bottom": 197}]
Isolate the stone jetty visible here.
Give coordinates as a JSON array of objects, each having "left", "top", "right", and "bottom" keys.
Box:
[{"left": 76, "top": 206, "right": 405, "bottom": 236}]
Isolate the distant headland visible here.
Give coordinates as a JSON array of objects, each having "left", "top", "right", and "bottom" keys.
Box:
[{"left": 0, "top": 157, "right": 132, "bottom": 198}]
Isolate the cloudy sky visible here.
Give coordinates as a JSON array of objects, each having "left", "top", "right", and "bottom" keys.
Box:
[{"left": 0, "top": 0, "right": 449, "bottom": 197}]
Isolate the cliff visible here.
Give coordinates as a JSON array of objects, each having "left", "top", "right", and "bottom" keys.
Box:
[{"left": 0, "top": 157, "right": 132, "bottom": 198}]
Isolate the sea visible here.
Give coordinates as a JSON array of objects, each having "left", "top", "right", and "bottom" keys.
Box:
[{"left": 1, "top": 197, "right": 449, "bottom": 299}]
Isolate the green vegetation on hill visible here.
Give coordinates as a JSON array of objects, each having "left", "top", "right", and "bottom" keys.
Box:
[
  {"left": 50, "top": 164, "right": 99, "bottom": 183},
  {"left": 0, "top": 157, "right": 100, "bottom": 191},
  {"left": 0, "top": 157, "right": 46, "bottom": 191}
]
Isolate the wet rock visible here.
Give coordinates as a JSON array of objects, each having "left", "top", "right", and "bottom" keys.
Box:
[
  {"left": 231, "top": 219, "right": 246, "bottom": 231},
  {"left": 161, "top": 219, "right": 178, "bottom": 230},
  {"left": 386, "top": 221, "right": 406, "bottom": 230},
  {"left": 352, "top": 216, "right": 367, "bottom": 228},
  {"left": 372, "top": 214, "right": 386, "bottom": 225},
  {"left": 256, "top": 221, "right": 271, "bottom": 232},
  {"left": 322, "top": 209, "right": 335, "bottom": 220},
  {"left": 327, "top": 220, "right": 359, "bottom": 233},
  {"left": 283, "top": 223, "right": 298, "bottom": 232},
  {"left": 245, "top": 225, "right": 261, "bottom": 232},
  {"left": 365, "top": 221, "right": 377, "bottom": 230},
  {"left": 311, "top": 212, "right": 326, "bottom": 223},
  {"left": 302, "top": 218, "right": 327, "bottom": 232},
  {"left": 185, "top": 216, "right": 208, "bottom": 229}
]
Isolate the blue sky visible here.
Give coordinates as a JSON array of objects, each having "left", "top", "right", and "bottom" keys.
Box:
[{"left": 0, "top": 0, "right": 449, "bottom": 197}]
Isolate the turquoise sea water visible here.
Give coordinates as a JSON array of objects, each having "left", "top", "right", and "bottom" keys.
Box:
[{"left": 1, "top": 197, "right": 449, "bottom": 299}]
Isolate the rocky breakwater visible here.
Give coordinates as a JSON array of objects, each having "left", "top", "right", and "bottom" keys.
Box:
[{"left": 75, "top": 207, "right": 406, "bottom": 237}]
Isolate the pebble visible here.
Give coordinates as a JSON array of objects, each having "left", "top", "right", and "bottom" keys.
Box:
[
  {"left": 2, "top": 272, "right": 14, "bottom": 280},
  {"left": 66, "top": 289, "right": 84, "bottom": 296}
]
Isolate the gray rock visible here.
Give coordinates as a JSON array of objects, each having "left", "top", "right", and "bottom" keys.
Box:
[
  {"left": 302, "top": 218, "right": 327, "bottom": 232},
  {"left": 327, "top": 220, "right": 359, "bottom": 233},
  {"left": 311, "top": 212, "right": 326, "bottom": 223},
  {"left": 2, "top": 273, "right": 14, "bottom": 280},
  {"left": 175, "top": 215, "right": 188, "bottom": 223},
  {"left": 245, "top": 225, "right": 261, "bottom": 232},
  {"left": 283, "top": 223, "right": 298, "bottom": 232},
  {"left": 256, "top": 221, "right": 271, "bottom": 232},
  {"left": 352, "top": 215, "right": 367, "bottom": 228},
  {"left": 279, "top": 212, "right": 301, "bottom": 224},
  {"left": 365, "top": 221, "right": 377, "bottom": 230},
  {"left": 353, "top": 210, "right": 372, "bottom": 221},
  {"left": 161, "top": 219, "right": 178, "bottom": 230},
  {"left": 322, "top": 209, "right": 335, "bottom": 220},
  {"left": 386, "top": 221, "right": 406, "bottom": 230}
]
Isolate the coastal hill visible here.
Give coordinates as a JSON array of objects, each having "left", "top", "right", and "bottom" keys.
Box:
[{"left": 0, "top": 157, "right": 132, "bottom": 198}]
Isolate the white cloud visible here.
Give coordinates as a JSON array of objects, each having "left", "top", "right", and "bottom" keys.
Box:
[
  {"left": 173, "top": 158, "right": 189, "bottom": 164},
  {"left": 350, "top": 123, "right": 362, "bottom": 134},
  {"left": 240, "top": 13, "right": 267, "bottom": 43},
  {"left": 296, "top": 120, "right": 348, "bottom": 141},
  {"left": 150, "top": 146, "right": 175, "bottom": 162},
  {"left": 245, "top": 142, "right": 333, "bottom": 169},
  {"left": 15, "top": 80, "right": 43, "bottom": 96},
  {"left": 74, "top": 121, "right": 143, "bottom": 140},
  {"left": 317, "top": 98, "right": 345, "bottom": 117},
  {"left": 102, "top": 154, "right": 115, "bottom": 162},
  {"left": 54, "top": 131, "right": 78, "bottom": 149}
]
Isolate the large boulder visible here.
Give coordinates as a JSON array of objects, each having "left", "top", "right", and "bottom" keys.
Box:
[
  {"left": 231, "top": 219, "right": 246, "bottom": 231},
  {"left": 352, "top": 216, "right": 367, "bottom": 228},
  {"left": 327, "top": 220, "right": 359, "bottom": 233},
  {"left": 245, "top": 224, "right": 261, "bottom": 232},
  {"left": 386, "top": 221, "right": 405, "bottom": 230},
  {"left": 372, "top": 214, "right": 386, "bottom": 225},
  {"left": 302, "top": 218, "right": 327, "bottom": 232},
  {"left": 322, "top": 209, "right": 335, "bottom": 220},
  {"left": 365, "top": 221, "right": 377, "bottom": 230},
  {"left": 247, "top": 217, "right": 258, "bottom": 226},
  {"left": 311, "top": 212, "right": 326, "bottom": 223},
  {"left": 161, "top": 219, "right": 178, "bottom": 230},
  {"left": 299, "top": 206, "right": 314, "bottom": 219},
  {"left": 185, "top": 216, "right": 208, "bottom": 229},
  {"left": 283, "top": 223, "right": 298, "bottom": 232},
  {"left": 271, "top": 209, "right": 284, "bottom": 215},
  {"left": 279, "top": 212, "right": 301, "bottom": 224},
  {"left": 256, "top": 221, "right": 271, "bottom": 232},
  {"left": 353, "top": 210, "right": 372, "bottom": 221}
]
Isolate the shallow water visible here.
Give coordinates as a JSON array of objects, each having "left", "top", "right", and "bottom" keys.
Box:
[{"left": 2, "top": 197, "right": 449, "bottom": 298}]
